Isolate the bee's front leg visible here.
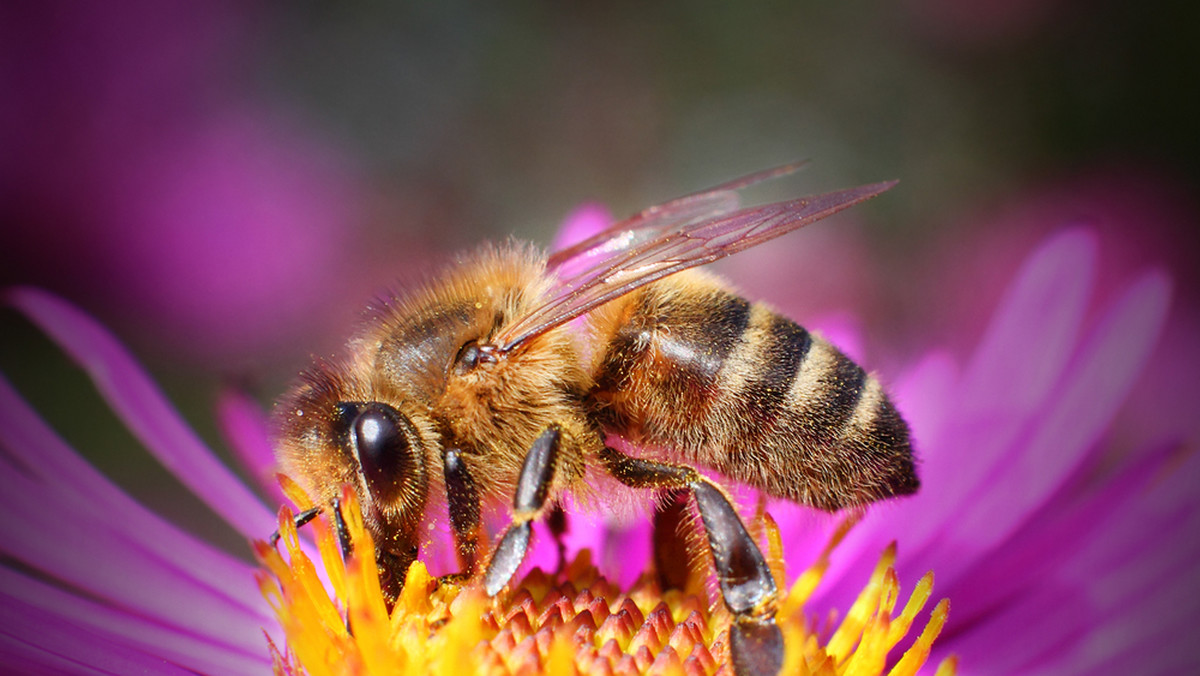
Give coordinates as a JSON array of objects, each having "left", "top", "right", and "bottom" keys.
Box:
[
  {"left": 483, "top": 425, "right": 561, "bottom": 596},
  {"left": 321, "top": 496, "right": 416, "bottom": 606},
  {"left": 268, "top": 505, "right": 322, "bottom": 548},
  {"left": 330, "top": 496, "right": 353, "bottom": 560},
  {"left": 600, "top": 447, "right": 783, "bottom": 676}
]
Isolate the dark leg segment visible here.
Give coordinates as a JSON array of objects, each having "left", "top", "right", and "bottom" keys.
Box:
[
  {"left": 600, "top": 447, "right": 783, "bottom": 676},
  {"left": 546, "top": 503, "right": 569, "bottom": 573},
  {"left": 730, "top": 617, "right": 785, "bottom": 676},
  {"left": 485, "top": 521, "right": 532, "bottom": 595},
  {"left": 376, "top": 544, "right": 418, "bottom": 607},
  {"left": 330, "top": 496, "right": 352, "bottom": 561},
  {"left": 653, "top": 489, "right": 694, "bottom": 592},
  {"left": 269, "top": 506, "right": 321, "bottom": 547},
  {"left": 691, "top": 481, "right": 777, "bottom": 617},
  {"left": 443, "top": 447, "right": 482, "bottom": 574},
  {"left": 484, "top": 425, "right": 561, "bottom": 596}
]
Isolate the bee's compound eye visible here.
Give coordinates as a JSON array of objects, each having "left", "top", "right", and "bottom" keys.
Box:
[{"left": 350, "top": 403, "right": 415, "bottom": 500}]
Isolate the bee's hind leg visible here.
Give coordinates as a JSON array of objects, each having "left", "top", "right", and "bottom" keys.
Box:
[
  {"left": 653, "top": 488, "right": 695, "bottom": 592},
  {"left": 600, "top": 447, "right": 783, "bottom": 676},
  {"left": 483, "top": 425, "right": 562, "bottom": 596}
]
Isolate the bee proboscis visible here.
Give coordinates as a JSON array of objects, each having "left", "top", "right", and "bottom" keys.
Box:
[{"left": 273, "top": 164, "right": 918, "bottom": 676}]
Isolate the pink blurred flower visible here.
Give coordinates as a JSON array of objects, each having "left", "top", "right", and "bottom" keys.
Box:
[
  {"left": 0, "top": 200, "right": 1197, "bottom": 672},
  {"left": 1, "top": 1, "right": 369, "bottom": 361}
]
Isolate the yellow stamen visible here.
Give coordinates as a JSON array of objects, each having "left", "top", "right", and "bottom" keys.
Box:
[{"left": 257, "top": 487, "right": 956, "bottom": 675}]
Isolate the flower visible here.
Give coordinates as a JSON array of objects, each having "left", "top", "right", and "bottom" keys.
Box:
[
  {"left": 1, "top": 201, "right": 1197, "bottom": 673},
  {"left": 260, "top": 481, "right": 950, "bottom": 675}
]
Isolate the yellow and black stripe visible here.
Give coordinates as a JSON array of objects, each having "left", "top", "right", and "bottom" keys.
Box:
[{"left": 590, "top": 270, "right": 917, "bottom": 511}]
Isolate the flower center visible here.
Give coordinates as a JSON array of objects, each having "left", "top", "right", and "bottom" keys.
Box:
[{"left": 257, "top": 479, "right": 954, "bottom": 675}]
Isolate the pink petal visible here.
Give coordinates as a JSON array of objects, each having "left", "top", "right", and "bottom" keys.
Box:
[
  {"left": 0, "top": 593, "right": 205, "bottom": 675},
  {"left": 960, "top": 228, "right": 1097, "bottom": 417},
  {"left": 923, "top": 229, "right": 1097, "bottom": 527},
  {"left": 939, "top": 583, "right": 1091, "bottom": 673},
  {"left": 5, "top": 287, "right": 274, "bottom": 537},
  {"left": 0, "top": 462, "right": 269, "bottom": 653},
  {"left": 216, "top": 387, "right": 288, "bottom": 506},
  {"left": 938, "top": 440, "right": 1176, "bottom": 629},
  {"left": 0, "top": 376, "right": 271, "bottom": 638},
  {"left": 810, "top": 231, "right": 1100, "bottom": 606},
  {"left": 0, "top": 567, "right": 267, "bottom": 675},
  {"left": 951, "top": 270, "right": 1171, "bottom": 552},
  {"left": 601, "top": 522, "right": 653, "bottom": 591}
]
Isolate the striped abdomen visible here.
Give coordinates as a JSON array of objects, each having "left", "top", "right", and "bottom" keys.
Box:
[{"left": 588, "top": 270, "right": 918, "bottom": 511}]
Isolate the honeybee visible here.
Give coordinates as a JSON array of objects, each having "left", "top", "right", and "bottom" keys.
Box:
[{"left": 272, "top": 165, "right": 918, "bottom": 676}]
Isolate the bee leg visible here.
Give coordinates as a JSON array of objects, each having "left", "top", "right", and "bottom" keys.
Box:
[
  {"left": 652, "top": 488, "right": 694, "bottom": 592},
  {"left": 483, "top": 425, "right": 561, "bottom": 596},
  {"left": 319, "top": 497, "right": 356, "bottom": 633},
  {"left": 268, "top": 506, "right": 321, "bottom": 547},
  {"left": 376, "top": 544, "right": 418, "bottom": 607},
  {"left": 600, "top": 448, "right": 783, "bottom": 676},
  {"left": 443, "top": 447, "right": 482, "bottom": 576},
  {"left": 546, "top": 502, "right": 568, "bottom": 573},
  {"left": 330, "top": 496, "right": 353, "bottom": 560}
]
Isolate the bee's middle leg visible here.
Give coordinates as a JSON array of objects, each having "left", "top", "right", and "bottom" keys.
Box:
[
  {"left": 443, "top": 447, "right": 483, "bottom": 578},
  {"left": 546, "top": 502, "right": 569, "bottom": 573},
  {"left": 483, "top": 425, "right": 562, "bottom": 595},
  {"left": 600, "top": 447, "right": 784, "bottom": 676}
]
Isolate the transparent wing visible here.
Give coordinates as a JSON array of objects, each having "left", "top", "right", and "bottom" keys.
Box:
[
  {"left": 546, "top": 162, "right": 809, "bottom": 273},
  {"left": 494, "top": 174, "right": 897, "bottom": 353}
]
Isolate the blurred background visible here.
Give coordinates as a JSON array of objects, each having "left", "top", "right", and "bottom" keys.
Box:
[{"left": 2, "top": 1, "right": 1197, "bottom": 554}]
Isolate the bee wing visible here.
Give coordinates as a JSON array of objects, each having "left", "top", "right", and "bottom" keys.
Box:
[
  {"left": 494, "top": 175, "right": 897, "bottom": 353},
  {"left": 547, "top": 162, "right": 810, "bottom": 273}
]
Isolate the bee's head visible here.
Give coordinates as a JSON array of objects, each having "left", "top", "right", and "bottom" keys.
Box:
[{"left": 271, "top": 363, "right": 435, "bottom": 555}]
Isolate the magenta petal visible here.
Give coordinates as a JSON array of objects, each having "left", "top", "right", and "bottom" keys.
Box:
[
  {"left": 0, "top": 376, "right": 269, "bottom": 613},
  {"left": 937, "top": 440, "right": 1176, "bottom": 630},
  {"left": 520, "top": 520, "right": 561, "bottom": 575},
  {"left": 560, "top": 507, "right": 609, "bottom": 571},
  {"left": 809, "top": 232, "right": 1098, "bottom": 600},
  {"left": 1062, "top": 453, "right": 1200, "bottom": 609},
  {"left": 808, "top": 232, "right": 1170, "bottom": 617},
  {"left": 942, "top": 583, "right": 1093, "bottom": 674},
  {"left": 0, "top": 593, "right": 202, "bottom": 676},
  {"left": 893, "top": 351, "right": 959, "bottom": 456},
  {"left": 1, "top": 567, "right": 267, "bottom": 675},
  {"left": 899, "top": 230, "right": 1096, "bottom": 549},
  {"left": 0, "top": 375, "right": 273, "bottom": 658},
  {"left": 924, "top": 229, "right": 1096, "bottom": 515},
  {"left": 5, "top": 287, "right": 275, "bottom": 537},
  {"left": 601, "top": 521, "right": 653, "bottom": 591},
  {"left": 958, "top": 228, "right": 1097, "bottom": 417},
  {"left": 949, "top": 269, "right": 1171, "bottom": 550},
  {"left": 216, "top": 387, "right": 288, "bottom": 505},
  {"left": 0, "top": 468, "right": 269, "bottom": 652},
  {"left": 1063, "top": 548, "right": 1200, "bottom": 674},
  {"left": 895, "top": 270, "right": 1171, "bottom": 599}
]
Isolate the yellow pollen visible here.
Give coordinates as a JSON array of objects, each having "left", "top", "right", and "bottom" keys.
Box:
[{"left": 257, "top": 486, "right": 956, "bottom": 675}]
